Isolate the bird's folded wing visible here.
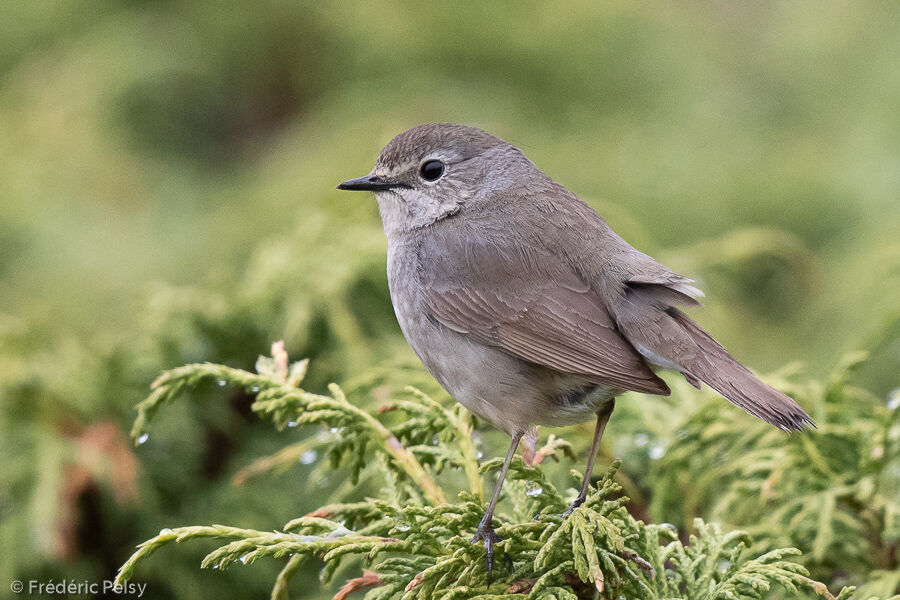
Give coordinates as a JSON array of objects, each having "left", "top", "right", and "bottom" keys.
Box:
[{"left": 419, "top": 237, "right": 669, "bottom": 395}]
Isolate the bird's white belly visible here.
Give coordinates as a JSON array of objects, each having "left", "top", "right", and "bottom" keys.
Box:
[
  {"left": 392, "top": 296, "right": 615, "bottom": 433},
  {"left": 395, "top": 307, "right": 522, "bottom": 430}
]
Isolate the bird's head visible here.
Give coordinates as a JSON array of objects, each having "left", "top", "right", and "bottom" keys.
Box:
[{"left": 337, "top": 123, "right": 533, "bottom": 234}]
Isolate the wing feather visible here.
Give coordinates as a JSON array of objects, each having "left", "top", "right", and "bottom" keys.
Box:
[{"left": 419, "top": 234, "right": 669, "bottom": 395}]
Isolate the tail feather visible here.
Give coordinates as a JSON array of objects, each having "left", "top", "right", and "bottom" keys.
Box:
[
  {"left": 666, "top": 308, "right": 814, "bottom": 431},
  {"left": 614, "top": 284, "right": 814, "bottom": 432}
]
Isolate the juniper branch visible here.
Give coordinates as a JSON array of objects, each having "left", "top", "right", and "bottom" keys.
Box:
[
  {"left": 119, "top": 352, "right": 889, "bottom": 600},
  {"left": 132, "top": 348, "right": 446, "bottom": 505}
]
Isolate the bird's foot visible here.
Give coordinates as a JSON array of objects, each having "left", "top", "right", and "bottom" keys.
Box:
[
  {"left": 561, "top": 495, "right": 586, "bottom": 518},
  {"left": 470, "top": 519, "right": 503, "bottom": 583}
]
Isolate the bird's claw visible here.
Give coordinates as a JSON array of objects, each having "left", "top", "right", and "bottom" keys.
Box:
[
  {"left": 470, "top": 520, "right": 503, "bottom": 583},
  {"left": 561, "top": 495, "right": 586, "bottom": 517}
]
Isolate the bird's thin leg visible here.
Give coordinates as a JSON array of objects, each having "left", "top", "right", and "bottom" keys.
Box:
[
  {"left": 472, "top": 431, "right": 523, "bottom": 582},
  {"left": 563, "top": 399, "right": 615, "bottom": 516}
]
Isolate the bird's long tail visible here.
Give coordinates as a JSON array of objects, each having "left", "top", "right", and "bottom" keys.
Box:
[
  {"left": 615, "top": 286, "right": 814, "bottom": 432},
  {"left": 665, "top": 308, "right": 814, "bottom": 431}
]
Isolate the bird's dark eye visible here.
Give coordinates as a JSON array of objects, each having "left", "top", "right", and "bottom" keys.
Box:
[{"left": 419, "top": 159, "right": 445, "bottom": 181}]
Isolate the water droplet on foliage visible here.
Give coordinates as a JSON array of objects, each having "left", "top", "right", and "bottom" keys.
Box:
[
  {"left": 887, "top": 388, "right": 900, "bottom": 410},
  {"left": 718, "top": 560, "right": 730, "bottom": 573},
  {"left": 634, "top": 433, "right": 649, "bottom": 447},
  {"left": 250, "top": 386, "right": 260, "bottom": 393},
  {"left": 287, "top": 420, "right": 298, "bottom": 428},
  {"left": 526, "top": 486, "right": 543, "bottom": 497},
  {"left": 137, "top": 434, "right": 149, "bottom": 445},
  {"left": 648, "top": 444, "right": 666, "bottom": 460},
  {"left": 396, "top": 524, "right": 410, "bottom": 532},
  {"left": 300, "top": 450, "right": 317, "bottom": 465},
  {"left": 240, "top": 554, "right": 251, "bottom": 565},
  {"left": 159, "top": 528, "right": 172, "bottom": 536},
  {"left": 476, "top": 451, "right": 483, "bottom": 459},
  {"left": 329, "top": 427, "right": 341, "bottom": 434},
  {"left": 217, "top": 380, "right": 227, "bottom": 387}
]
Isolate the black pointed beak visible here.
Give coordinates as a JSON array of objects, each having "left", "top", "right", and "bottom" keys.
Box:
[{"left": 336, "top": 174, "right": 410, "bottom": 192}]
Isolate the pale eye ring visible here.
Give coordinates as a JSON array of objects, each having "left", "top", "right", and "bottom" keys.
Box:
[{"left": 419, "top": 159, "right": 445, "bottom": 182}]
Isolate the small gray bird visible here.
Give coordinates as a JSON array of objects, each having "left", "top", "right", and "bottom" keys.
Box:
[{"left": 338, "top": 123, "right": 813, "bottom": 578}]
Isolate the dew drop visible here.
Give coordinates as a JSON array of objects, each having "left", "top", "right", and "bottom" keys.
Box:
[
  {"left": 526, "top": 486, "right": 543, "bottom": 497},
  {"left": 137, "top": 433, "right": 150, "bottom": 445},
  {"left": 395, "top": 524, "right": 410, "bottom": 532},
  {"left": 887, "top": 388, "right": 900, "bottom": 410},
  {"left": 648, "top": 444, "right": 666, "bottom": 460},
  {"left": 250, "top": 386, "right": 260, "bottom": 393},
  {"left": 300, "top": 450, "right": 317, "bottom": 465},
  {"left": 159, "top": 528, "right": 173, "bottom": 536},
  {"left": 240, "top": 554, "right": 251, "bottom": 565},
  {"left": 634, "top": 433, "right": 649, "bottom": 447},
  {"left": 217, "top": 380, "right": 227, "bottom": 387},
  {"left": 286, "top": 420, "right": 298, "bottom": 428},
  {"left": 476, "top": 451, "right": 483, "bottom": 459}
]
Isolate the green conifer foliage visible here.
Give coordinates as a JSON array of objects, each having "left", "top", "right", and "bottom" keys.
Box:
[{"left": 117, "top": 346, "right": 897, "bottom": 600}]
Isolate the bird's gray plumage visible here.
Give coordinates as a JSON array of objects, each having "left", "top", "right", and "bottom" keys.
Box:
[
  {"left": 338, "top": 123, "right": 813, "bottom": 577},
  {"left": 345, "top": 123, "right": 812, "bottom": 435}
]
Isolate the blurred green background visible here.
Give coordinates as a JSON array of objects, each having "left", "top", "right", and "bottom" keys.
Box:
[{"left": 1, "top": 1, "right": 898, "bottom": 598}]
